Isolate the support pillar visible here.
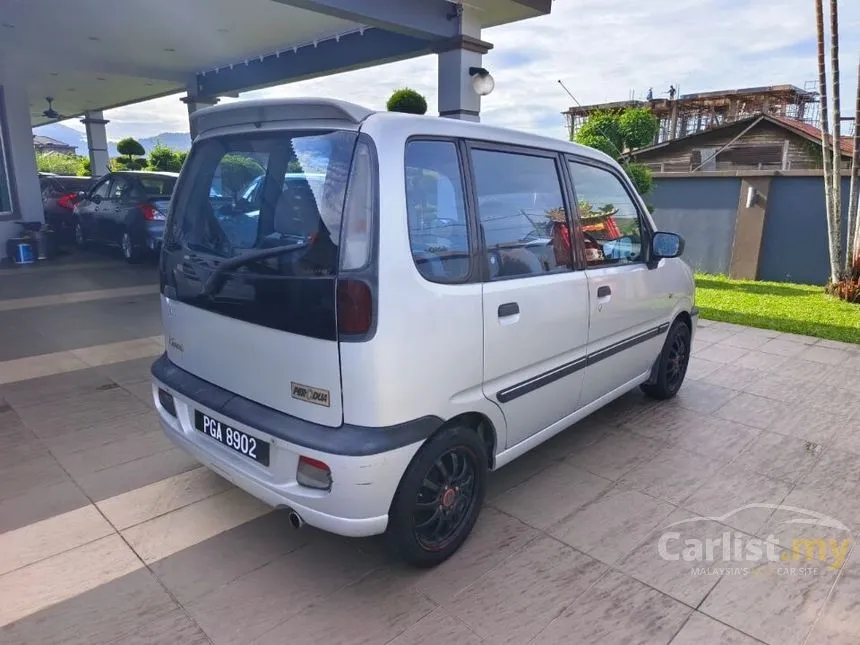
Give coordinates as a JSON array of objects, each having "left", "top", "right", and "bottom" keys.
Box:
[
  {"left": 81, "top": 111, "right": 110, "bottom": 177},
  {"left": 0, "top": 73, "right": 41, "bottom": 223},
  {"left": 435, "top": 7, "right": 492, "bottom": 122},
  {"left": 181, "top": 92, "right": 219, "bottom": 140}
]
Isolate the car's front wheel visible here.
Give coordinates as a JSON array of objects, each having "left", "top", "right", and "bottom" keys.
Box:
[
  {"left": 387, "top": 425, "right": 487, "bottom": 568},
  {"left": 641, "top": 319, "right": 691, "bottom": 400}
]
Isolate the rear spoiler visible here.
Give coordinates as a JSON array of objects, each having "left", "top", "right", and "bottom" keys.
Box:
[{"left": 192, "top": 98, "right": 374, "bottom": 137}]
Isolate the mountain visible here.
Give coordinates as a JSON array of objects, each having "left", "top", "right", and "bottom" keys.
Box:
[
  {"left": 108, "top": 132, "right": 191, "bottom": 157},
  {"left": 32, "top": 123, "right": 87, "bottom": 154},
  {"left": 32, "top": 124, "right": 192, "bottom": 157}
]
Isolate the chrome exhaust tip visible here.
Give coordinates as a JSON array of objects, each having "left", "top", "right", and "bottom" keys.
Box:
[{"left": 288, "top": 510, "right": 304, "bottom": 529}]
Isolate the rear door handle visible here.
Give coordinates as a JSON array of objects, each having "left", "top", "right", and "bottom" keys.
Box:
[
  {"left": 498, "top": 302, "right": 519, "bottom": 317},
  {"left": 597, "top": 286, "right": 611, "bottom": 298}
]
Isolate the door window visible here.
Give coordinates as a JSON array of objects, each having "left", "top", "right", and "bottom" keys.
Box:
[
  {"left": 405, "top": 140, "right": 470, "bottom": 281},
  {"left": 109, "top": 177, "right": 132, "bottom": 201},
  {"left": 91, "top": 177, "right": 111, "bottom": 200},
  {"left": 471, "top": 149, "right": 572, "bottom": 279},
  {"left": 569, "top": 162, "right": 643, "bottom": 266}
]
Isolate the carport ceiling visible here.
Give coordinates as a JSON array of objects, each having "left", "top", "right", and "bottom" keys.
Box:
[{"left": 1, "top": 0, "right": 549, "bottom": 126}]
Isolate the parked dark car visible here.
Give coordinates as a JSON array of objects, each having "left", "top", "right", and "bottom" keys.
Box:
[
  {"left": 73, "top": 171, "right": 177, "bottom": 263},
  {"left": 40, "top": 175, "right": 96, "bottom": 242}
]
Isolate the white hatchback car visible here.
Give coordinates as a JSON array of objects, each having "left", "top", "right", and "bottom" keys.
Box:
[{"left": 151, "top": 98, "right": 696, "bottom": 567}]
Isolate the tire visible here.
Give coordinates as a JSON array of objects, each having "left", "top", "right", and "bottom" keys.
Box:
[
  {"left": 641, "top": 319, "right": 692, "bottom": 400},
  {"left": 74, "top": 220, "right": 87, "bottom": 249},
  {"left": 121, "top": 230, "right": 144, "bottom": 264},
  {"left": 386, "top": 425, "right": 487, "bottom": 568}
]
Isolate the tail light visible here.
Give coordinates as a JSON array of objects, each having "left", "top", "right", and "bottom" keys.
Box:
[
  {"left": 297, "top": 456, "right": 332, "bottom": 490},
  {"left": 337, "top": 279, "right": 373, "bottom": 336},
  {"left": 57, "top": 193, "right": 78, "bottom": 210},
  {"left": 140, "top": 204, "right": 166, "bottom": 221}
]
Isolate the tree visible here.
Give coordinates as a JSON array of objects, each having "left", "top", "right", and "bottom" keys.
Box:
[
  {"left": 574, "top": 110, "right": 624, "bottom": 156},
  {"left": 116, "top": 137, "right": 145, "bottom": 160},
  {"left": 623, "top": 163, "right": 654, "bottom": 197},
  {"left": 35, "top": 152, "right": 88, "bottom": 176},
  {"left": 386, "top": 88, "right": 428, "bottom": 115},
  {"left": 574, "top": 108, "right": 659, "bottom": 197},
  {"left": 847, "top": 58, "right": 860, "bottom": 278},
  {"left": 147, "top": 142, "right": 183, "bottom": 172},
  {"left": 112, "top": 156, "right": 146, "bottom": 170},
  {"left": 619, "top": 108, "right": 659, "bottom": 149},
  {"left": 220, "top": 154, "right": 264, "bottom": 198}
]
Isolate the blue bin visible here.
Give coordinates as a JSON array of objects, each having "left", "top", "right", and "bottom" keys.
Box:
[{"left": 14, "top": 242, "right": 35, "bottom": 264}]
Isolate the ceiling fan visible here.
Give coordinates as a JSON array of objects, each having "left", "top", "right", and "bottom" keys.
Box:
[{"left": 41, "top": 97, "right": 69, "bottom": 120}]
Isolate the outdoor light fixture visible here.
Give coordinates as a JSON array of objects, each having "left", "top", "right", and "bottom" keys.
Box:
[{"left": 469, "top": 67, "right": 495, "bottom": 96}]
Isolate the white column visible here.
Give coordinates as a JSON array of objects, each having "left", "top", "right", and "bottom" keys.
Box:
[
  {"left": 81, "top": 111, "right": 110, "bottom": 177},
  {"left": 181, "top": 91, "right": 219, "bottom": 141},
  {"left": 436, "top": 7, "right": 492, "bottom": 122},
  {"left": 0, "top": 71, "right": 41, "bottom": 228}
]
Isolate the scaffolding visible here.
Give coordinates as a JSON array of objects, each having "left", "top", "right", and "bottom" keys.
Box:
[{"left": 564, "top": 84, "right": 822, "bottom": 144}]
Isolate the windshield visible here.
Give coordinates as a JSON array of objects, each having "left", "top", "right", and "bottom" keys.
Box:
[{"left": 165, "top": 130, "right": 357, "bottom": 277}]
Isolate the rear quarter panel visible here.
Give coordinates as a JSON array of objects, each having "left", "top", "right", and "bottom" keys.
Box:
[{"left": 338, "top": 120, "right": 507, "bottom": 445}]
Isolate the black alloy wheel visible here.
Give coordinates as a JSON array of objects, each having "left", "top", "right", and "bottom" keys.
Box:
[
  {"left": 641, "top": 319, "right": 691, "bottom": 400},
  {"left": 413, "top": 447, "right": 478, "bottom": 551},
  {"left": 387, "top": 425, "right": 487, "bottom": 568}
]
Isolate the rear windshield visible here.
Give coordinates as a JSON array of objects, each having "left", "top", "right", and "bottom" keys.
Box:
[
  {"left": 138, "top": 176, "right": 176, "bottom": 198},
  {"left": 165, "top": 130, "right": 357, "bottom": 276},
  {"left": 160, "top": 130, "right": 361, "bottom": 339}
]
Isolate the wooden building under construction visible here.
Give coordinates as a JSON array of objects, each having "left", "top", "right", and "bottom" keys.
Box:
[
  {"left": 564, "top": 84, "right": 821, "bottom": 144},
  {"left": 563, "top": 83, "right": 856, "bottom": 173}
]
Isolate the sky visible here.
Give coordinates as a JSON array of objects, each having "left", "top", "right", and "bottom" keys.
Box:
[{"left": 60, "top": 0, "right": 860, "bottom": 142}]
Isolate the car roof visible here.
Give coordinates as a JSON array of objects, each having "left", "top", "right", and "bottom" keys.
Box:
[{"left": 192, "top": 97, "right": 612, "bottom": 165}]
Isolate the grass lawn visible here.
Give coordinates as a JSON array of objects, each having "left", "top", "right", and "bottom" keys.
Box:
[{"left": 695, "top": 274, "right": 860, "bottom": 344}]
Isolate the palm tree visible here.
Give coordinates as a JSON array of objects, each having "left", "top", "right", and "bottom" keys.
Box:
[
  {"left": 815, "top": 0, "right": 839, "bottom": 283},
  {"left": 829, "top": 0, "right": 843, "bottom": 278},
  {"left": 847, "top": 57, "right": 860, "bottom": 277}
]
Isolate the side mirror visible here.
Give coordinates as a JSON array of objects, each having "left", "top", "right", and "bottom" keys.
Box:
[
  {"left": 76, "top": 191, "right": 87, "bottom": 201},
  {"left": 91, "top": 194, "right": 103, "bottom": 205},
  {"left": 651, "top": 231, "right": 684, "bottom": 259}
]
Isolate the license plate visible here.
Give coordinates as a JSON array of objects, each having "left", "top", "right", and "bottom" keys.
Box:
[{"left": 194, "top": 411, "right": 270, "bottom": 466}]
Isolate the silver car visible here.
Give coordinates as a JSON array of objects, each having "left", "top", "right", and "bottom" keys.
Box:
[{"left": 151, "top": 98, "right": 697, "bottom": 567}]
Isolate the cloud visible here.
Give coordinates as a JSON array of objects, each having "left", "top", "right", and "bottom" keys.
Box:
[{"left": 69, "top": 0, "right": 860, "bottom": 141}]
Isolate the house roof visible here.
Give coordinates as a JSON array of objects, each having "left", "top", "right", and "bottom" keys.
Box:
[
  {"left": 768, "top": 115, "right": 853, "bottom": 156},
  {"left": 628, "top": 113, "right": 855, "bottom": 158},
  {"left": 33, "top": 135, "right": 74, "bottom": 147}
]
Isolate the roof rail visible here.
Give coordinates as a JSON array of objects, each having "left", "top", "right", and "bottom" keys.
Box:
[{"left": 192, "top": 98, "right": 374, "bottom": 135}]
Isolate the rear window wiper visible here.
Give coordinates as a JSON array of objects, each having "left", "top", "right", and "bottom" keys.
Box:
[{"left": 201, "top": 242, "right": 309, "bottom": 296}]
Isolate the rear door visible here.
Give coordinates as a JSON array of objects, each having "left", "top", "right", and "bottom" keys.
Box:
[
  {"left": 160, "top": 129, "right": 360, "bottom": 427},
  {"left": 103, "top": 175, "right": 132, "bottom": 242},
  {"left": 567, "top": 159, "right": 672, "bottom": 405},
  {"left": 78, "top": 175, "right": 111, "bottom": 240},
  {"left": 471, "top": 144, "right": 590, "bottom": 449}
]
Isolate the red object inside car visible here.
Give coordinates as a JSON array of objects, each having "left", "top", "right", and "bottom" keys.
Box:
[{"left": 56, "top": 193, "right": 78, "bottom": 210}]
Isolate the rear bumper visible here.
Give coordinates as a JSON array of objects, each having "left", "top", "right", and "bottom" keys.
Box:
[
  {"left": 142, "top": 222, "right": 165, "bottom": 251},
  {"left": 150, "top": 355, "right": 439, "bottom": 537}
]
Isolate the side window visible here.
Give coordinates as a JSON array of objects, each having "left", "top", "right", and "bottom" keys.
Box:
[
  {"left": 109, "top": 177, "right": 133, "bottom": 201},
  {"left": 405, "top": 140, "right": 470, "bottom": 281},
  {"left": 569, "top": 162, "right": 643, "bottom": 266},
  {"left": 471, "top": 149, "right": 572, "bottom": 279},
  {"left": 92, "top": 178, "right": 111, "bottom": 199},
  {"left": 41, "top": 179, "right": 59, "bottom": 198}
]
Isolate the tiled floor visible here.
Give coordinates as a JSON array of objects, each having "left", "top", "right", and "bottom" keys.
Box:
[{"left": 1, "top": 254, "right": 860, "bottom": 644}]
